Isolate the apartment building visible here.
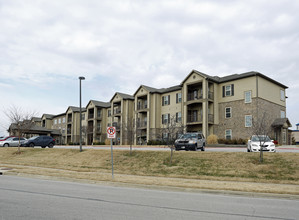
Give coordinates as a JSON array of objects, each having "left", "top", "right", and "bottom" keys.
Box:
[
  {"left": 8, "top": 69, "right": 291, "bottom": 145},
  {"left": 85, "top": 100, "right": 110, "bottom": 144},
  {"left": 51, "top": 113, "right": 67, "bottom": 144},
  {"left": 110, "top": 92, "right": 134, "bottom": 145},
  {"left": 66, "top": 106, "right": 86, "bottom": 144}
]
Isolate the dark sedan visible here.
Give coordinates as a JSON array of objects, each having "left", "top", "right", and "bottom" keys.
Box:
[{"left": 21, "top": 136, "right": 55, "bottom": 148}]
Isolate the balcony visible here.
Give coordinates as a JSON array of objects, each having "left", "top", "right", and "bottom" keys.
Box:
[
  {"left": 112, "top": 122, "right": 120, "bottom": 131},
  {"left": 208, "top": 114, "right": 214, "bottom": 123},
  {"left": 113, "top": 108, "right": 121, "bottom": 115},
  {"left": 208, "top": 91, "right": 214, "bottom": 100},
  {"left": 88, "top": 114, "right": 94, "bottom": 120},
  {"left": 187, "top": 114, "right": 203, "bottom": 123},
  {"left": 187, "top": 93, "right": 203, "bottom": 101},
  {"left": 137, "top": 103, "right": 148, "bottom": 112},
  {"left": 137, "top": 121, "right": 147, "bottom": 129}
]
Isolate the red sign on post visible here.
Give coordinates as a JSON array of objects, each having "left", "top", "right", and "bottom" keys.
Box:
[{"left": 107, "top": 127, "right": 116, "bottom": 139}]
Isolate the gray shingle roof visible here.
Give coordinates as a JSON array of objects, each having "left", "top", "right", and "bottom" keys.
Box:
[
  {"left": 141, "top": 84, "right": 182, "bottom": 94},
  {"left": 90, "top": 100, "right": 111, "bottom": 108}
]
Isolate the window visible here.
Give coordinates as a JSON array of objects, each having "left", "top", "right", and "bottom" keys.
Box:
[
  {"left": 222, "top": 84, "right": 234, "bottom": 97},
  {"left": 245, "top": 91, "right": 252, "bottom": 103},
  {"left": 62, "top": 117, "right": 65, "bottom": 123},
  {"left": 176, "top": 112, "right": 182, "bottom": 122},
  {"left": 245, "top": 115, "right": 252, "bottom": 127},
  {"left": 281, "top": 110, "right": 286, "bottom": 118},
  {"left": 225, "top": 107, "right": 232, "bottom": 118},
  {"left": 162, "top": 132, "right": 169, "bottom": 140},
  {"left": 176, "top": 93, "right": 182, "bottom": 103},
  {"left": 280, "top": 90, "right": 285, "bottom": 101},
  {"left": 54, "top": 119, "right": 57, "bottom": 124},
  {"left": 162, "top": 95, "right": 170, "bottom": 106},
  {"left": 162, "top": 113, "right": 170, "bottom": 124},
  {"left": 225, "top": 129, "right": 232, "bottom": 140},
  {"left": 81, "top": 113, "right": 85, "bottom": 120},
  {"left": 58, "top": 118, "right": 61, "bottom": 124},
  {"left": 108, "top": 110, "right": 111, "bottom": 117}
]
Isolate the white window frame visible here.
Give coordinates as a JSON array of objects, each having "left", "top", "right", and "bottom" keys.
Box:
[
  {"left": 62, "top": 117, "right": 66, "bottom": 123},
  {"left": 225, "top": 85, "right": 232, "bottom": 96},
  {"left": 163, "top": 95, "right": 170, "bottom": 105},
  {"left": 280, "top": 89, "right": 285, "bottom": 101},
  {"left": 280, "top": 110, "right": 286, "bottom": 118},
  {"left": 244, "top": 91, "right": 252, "bottom": 103},
  {"left": 245, "top": 115, "right": 252, "bottom": 127},
  {"left": 176, "top": 93, "right": 182, "bottom": 103},
  {"left": 225, "top": 107, "right": 232, "bottom": 118},
  {"left": 176, "top": 112, "right": 182, "bottom": 122},
  {"left": 54, "top": 119, "right": 57, "bottom": 124},
  {"left": 225, "top": 129, "right": 232, "bottom": 140}
]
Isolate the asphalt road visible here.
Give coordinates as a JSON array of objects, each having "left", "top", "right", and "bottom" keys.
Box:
[
  {"left": 53, "top": 145, "right": 299, "bottom": 153},
  {"left": 0, "top": 176, "right": 298, "bottom": 220}
]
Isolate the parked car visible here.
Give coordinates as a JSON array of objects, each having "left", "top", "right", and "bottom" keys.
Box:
[
  {"left": 247, "top": 135, "right": 276, "bottom": 152},
  {"left": 175, "top": 132, "right": 206, "bottom": 151},
  {"left": 0, "top": 136, "right": 15, "bottom": 141},
  {"left": 0, "top": 137, "right": 27, "bottom": 147},
  {"left": 21, "top": 136, "right": 55, "bottom": 148}
]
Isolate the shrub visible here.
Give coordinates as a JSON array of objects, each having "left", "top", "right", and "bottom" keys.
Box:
[
  {"left": 207, "top": 134, "right": 218, "bottom": 144},
  {"left": 147, "top": 140, "right": 167, "bottom": 145},
  {"left": 217, "top": 138, "right": 247, "bottom": 145},
  {"left": 93, "top": 142, "right": 105, "bottom": 145}
]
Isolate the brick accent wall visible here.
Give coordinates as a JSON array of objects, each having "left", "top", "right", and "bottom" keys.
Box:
[{"left": 214, "top": 98, "right": 286, "bottom": 139}]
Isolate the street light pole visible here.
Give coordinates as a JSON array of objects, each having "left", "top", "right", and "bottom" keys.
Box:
[{"left": 79, "top": 76, "right": 85, "bottom": 152}]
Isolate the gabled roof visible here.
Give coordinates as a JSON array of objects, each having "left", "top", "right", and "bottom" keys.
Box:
[
  {"left": 41, "top": 114, "right": 55, "bottom": 120},
  {"left": 31, "top": 117, "right": 41, "bottom": 122},
  {"left": 65, "top": 106, "right": 86, "bottom": 113},
  {"left": 272, "top": 118, "right": 292, "bottom": 128},
  {"left": 180, "top": 70, "right": 288, "bottom": 89},
  {"left": 110, "top": 92, "right": 134, "bottom": 102},
  {"left": 86, "top": 100, "right": 111, "bottom": 108},
  {"left": 134, "top": 84, "right": 182, "bottom": 96}
]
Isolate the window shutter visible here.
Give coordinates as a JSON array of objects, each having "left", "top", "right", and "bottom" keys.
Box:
[
  {"left": 231, "top": 84, "right": 234, "bottom": 96},
  {"left": 176, "top": 112, "right": 178, "bottom": 122},
  {"left": 162, "top": 115, "right": 164, "bottom": 124},
  {"left": 176, "top": 93, "right": 178, "bottom": 103},
  {"left": 168, "top": 114, "right": 170, "bottom": 123},
  {"left": 168, "top": 95, "right": 170, "bottom": 105},
  {"left": 162, "top": 96, "right": 164, "bottom": 106},
  {"left": 222, "top": 86, "right": 225, "bottom": 97}
]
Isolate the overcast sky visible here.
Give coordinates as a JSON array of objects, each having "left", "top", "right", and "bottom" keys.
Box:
[{"left": 0, "top": 0, "right": 298, "bottom": 135}]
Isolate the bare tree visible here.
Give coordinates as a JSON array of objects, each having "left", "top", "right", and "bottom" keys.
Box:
[
  {"left": 251, "top": 112, "right": 273, "bottom": 163},
  {"left": 4, "top": 105, "right": 37, "bottom": 153},
  {"left": 123, "top": 117, "right": 137, "bottom": 155},
  {"left": 161, "top": 115, "right": 185, "bottom": 164}
]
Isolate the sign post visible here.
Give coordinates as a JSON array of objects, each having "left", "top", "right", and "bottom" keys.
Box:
[{"left": 107, "top": 126, "right": 116, "bottom": 179}]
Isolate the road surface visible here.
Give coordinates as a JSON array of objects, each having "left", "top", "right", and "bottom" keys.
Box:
[
  {"left": 0, "top": 176, "right": 298, "bottom": 220},
  {"left": 53, "top": 145, "right": 299, "bottom": 153}
]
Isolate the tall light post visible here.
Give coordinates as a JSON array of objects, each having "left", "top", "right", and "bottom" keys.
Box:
[{"left": 79, "top": 76, "right": 85, "bottom": 152}]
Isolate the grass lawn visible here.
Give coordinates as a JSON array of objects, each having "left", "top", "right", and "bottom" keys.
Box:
[{"left": 0, "top": 148, "right": 298, "bottom": 194}]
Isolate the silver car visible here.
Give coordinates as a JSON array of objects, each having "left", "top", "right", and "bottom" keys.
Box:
[
  {"left": 175, "top": 132, "right": 206, "bottom": 151},
  {"left": 0, "top": 137, "right": 27, "bottom": 147}
]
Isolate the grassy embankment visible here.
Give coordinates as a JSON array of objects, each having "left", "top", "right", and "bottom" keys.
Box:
[{"left": 0, "top": 148, "right": 298, "bottom": 194}]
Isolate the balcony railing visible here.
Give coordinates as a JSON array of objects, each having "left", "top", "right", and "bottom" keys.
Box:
[
  {"left": 208, "top": 91, "right": 214, "bottom": 100},
  {"left": 113, "top": 108, "right": 121, "bottom": 114},
  {"left": 137, "top": 121, "right": 147, "bottom": 128},
  {"left": 187, "top": 114, "right": 203, "bottom": 123},
  {"left": 187, "top": 93, "right": 203, "bottom": 101},
  {"left": 137, "top": 104, "right": 148, "bottom": 111},
  {"left": 208, "top": 114, "right": 214, "bottom": 123}
]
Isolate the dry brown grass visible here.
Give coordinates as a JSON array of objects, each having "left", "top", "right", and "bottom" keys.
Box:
[{"left": 0, "top": 148, "right": 298, "bottom": 194}]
